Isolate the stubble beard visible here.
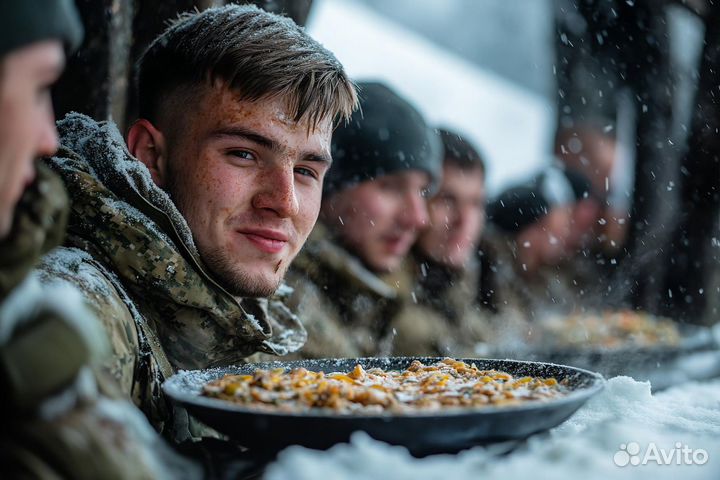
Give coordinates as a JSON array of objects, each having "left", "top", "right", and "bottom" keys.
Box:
[
  {"left": 201, "top": 245, "right": 286, "bottom": 298},
  {"left": 165, "top": 164, "right": 285, "bottom": 298}
]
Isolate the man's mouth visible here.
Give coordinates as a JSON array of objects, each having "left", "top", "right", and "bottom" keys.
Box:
[
  {"left": 238, "top": 228, "right": 289, "bottom": 254},
  {"left": 382, "top": 233, "right": 413, "bottom": 256}
]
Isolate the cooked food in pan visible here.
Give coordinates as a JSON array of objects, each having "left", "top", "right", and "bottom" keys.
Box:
[
  {"left": 541, "top": 309, "right": 681, "bottom": 349},
  {"left": 202, "top": 358, "right": 569, "bottom": 414}
]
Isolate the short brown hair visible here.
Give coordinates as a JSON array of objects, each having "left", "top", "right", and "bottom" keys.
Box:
[
  {"left": 137, "top": 4, "right": 357, "bottom": 129},
  {"left": 437, "top": 128, "right": 486, "bottom": 174}
]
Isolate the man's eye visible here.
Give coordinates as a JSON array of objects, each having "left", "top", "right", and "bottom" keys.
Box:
[
  {"left": 228, "top": 150, "right": 255, "bottom": 160},
  {"left": 295, "top": 167, "right": 318, "bottom": 179}
]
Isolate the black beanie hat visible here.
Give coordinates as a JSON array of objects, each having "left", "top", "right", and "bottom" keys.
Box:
[
  {"left": 325, "top": 81, "right": 442, "bottom": 195},
  {"left": 563, "top": 168, "right": 595, "bottom": 201},
  {"left": 487, "top": 185, "right": 551, "bottom": 234},
  {"left": 0, "top": 0, "right": 83, "bottom": 59}
]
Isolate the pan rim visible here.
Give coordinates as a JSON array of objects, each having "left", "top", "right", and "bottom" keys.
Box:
[{"left": 163, "top": 356, "right": 605, "bottom": 420}]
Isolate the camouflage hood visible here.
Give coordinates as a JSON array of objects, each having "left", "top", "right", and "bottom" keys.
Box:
[
  {"left": 44, "top": 113, "right": 305, "bottom": 368},
  {"left": 0, "top": 162, "right": 68, "bottom": 301},
  {"left": 295, "top": 223, "right": 398, "bottom": 302},
  {"left": 290, "top": 222, "right": 399, "bottom": 350}
]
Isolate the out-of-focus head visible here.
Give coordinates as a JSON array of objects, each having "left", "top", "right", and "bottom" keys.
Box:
[
  {"left": 555, "top": 126, "right": 616, "bottom": 199},
  {"left": 0, "top": 0, "right": 82, "bottom": 238},
  {"left": 128, "top": 5, "right": 357, "bottom": 297},
  {"left": 416, "top": 128, "right": 487, "bottom": 270},
  {"left": 487, "top": 170, "right": 573, "bottom": 269},
  {"left": 563, "top": 168, "right": 603, "bottom": 251},
  {"left": 321, "top": 81, "right": 442, "bottom": 273}
]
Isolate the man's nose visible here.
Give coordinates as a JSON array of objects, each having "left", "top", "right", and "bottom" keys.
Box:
[
  {"left": 37, "top": 107, "right": 59, "bottom": 158},
  {"left": 252, "top": 166, "right": 299, "bottom": 217},
  {"left": 401, "top": 192, "right": 429, "bottom": 229}
]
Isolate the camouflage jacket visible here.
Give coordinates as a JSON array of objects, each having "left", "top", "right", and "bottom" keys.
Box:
[
  {"left": 385, "top": 251, "right": 491, "bottom": 357},
  {"left": 35, "top": 113, "right": 306, "bottom": 442},
  {"left": 281, "top": 223, "right": 400, "bottom": 359},
  {"left": 0, "top": 163, "right": 197, "bottom": 478},
  {"left": 481, "top": 229, "right": 582, "bottom": 329}
]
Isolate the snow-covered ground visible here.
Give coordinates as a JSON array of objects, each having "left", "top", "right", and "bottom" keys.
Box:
[
  {"left": 306, "top": 0, "right": 554, "bottom": 196},
  {"left": 265, "top": 377, "right": 720, "bottom": 480}
]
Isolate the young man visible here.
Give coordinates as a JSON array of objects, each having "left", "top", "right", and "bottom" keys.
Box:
[
  {"left": 284, "top": 81, "right": 442, "bottom": 358},
  {"left": 0, "top": 1, "right": 195, "bottom": 477},
  {"left": 389, "top": 128, "right": 491, "bottom": 356},
  {"left": 36, "top": 4, "right": 356, "bottom": 442}
]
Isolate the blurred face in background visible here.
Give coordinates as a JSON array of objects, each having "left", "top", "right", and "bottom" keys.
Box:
[
  {"left": 556, "top": 128, "right": 616, "bottom": 198},
  {"left": 417, "top": 163, "right": 485, "bottom": 270},
  {"left": 517, "top": 206, "right": 572, "bottom": 270},
  {"left": 322, "top": 170, "right": 430, "bottom": 273},
  {"left": 567, "top": 197, "right": 602, "bottom": 252},
  {"left": 0, "top": 41, "right": 64, "bottom": 238}
]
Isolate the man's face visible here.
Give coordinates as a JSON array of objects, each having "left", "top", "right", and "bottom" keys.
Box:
[
  {"left": 162, "top": 86, "right": 332, "bottom": 297},
  {"left": 323, "top": 170, "right": 430, "bottom": 273},
  {"left": 567, "top": 198, "right": 602, "bottom": 251},
  {"left": 417, "top": 164, "right": 485, "bottom": 269},
  {"left": 525, "top": 206, "right": 572, "bottom": 266},
  {"left": 0, "top": 41, "right": 64, "bottom": 237}
]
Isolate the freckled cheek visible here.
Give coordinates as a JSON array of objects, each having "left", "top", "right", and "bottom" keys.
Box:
[
  {"left": 295, "top": 188, "right": 323, "bottom": 238},
  {"left": 197, "top": 164, "right": 243, "bottom": 209}
]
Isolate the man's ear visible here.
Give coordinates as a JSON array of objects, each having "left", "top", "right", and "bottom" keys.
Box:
[{"left": 127, "top": 119, "right": 168, "bottom": 187}]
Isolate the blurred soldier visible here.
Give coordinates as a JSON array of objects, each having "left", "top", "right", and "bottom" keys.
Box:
[
  {"left": 285, "top": 81, "right": 442, "bottom": 358},
  {"left": 562, "top": 168, "right": 603, "bottom": 254},
  {"left": 0, "top": 1, "right": 197, "bottom": 477},
  {"left": 483, "top": 170, "right": 576, "bottom": 324},
  {"left": 35, "top": 4, "right": 356, "bottom": 443},
  {"left": 389, "top": 128, "right": 491, "bottom": 356}
]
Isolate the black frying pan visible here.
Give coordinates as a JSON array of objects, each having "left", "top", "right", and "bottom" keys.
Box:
[
  {"left": 163, "top": 357, "right": 603, "bottom": 456},
  {"left": 483, "top": 324, "right": 719, "bottom": 382}
]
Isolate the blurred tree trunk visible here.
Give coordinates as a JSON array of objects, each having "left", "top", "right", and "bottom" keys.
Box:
[
  {"left": 53, "top": 0, "right": 134, "bottom": 124},
  {"left": 661, "top": 17, "right": 720, "bottom": 325},
  {"left": 622, "top": 5, "right": 680, "bottom": 316}
]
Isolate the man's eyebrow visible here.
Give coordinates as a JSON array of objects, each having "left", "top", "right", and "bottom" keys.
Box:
[
  {"left": 211, "top": 126, "right": 332, "bottom": 165},
  {"left": 210, "top": 127, "right": 281, "bottom": 153},
  {"left": 302, "top": 152, "right": 333, "bottom": 166}
]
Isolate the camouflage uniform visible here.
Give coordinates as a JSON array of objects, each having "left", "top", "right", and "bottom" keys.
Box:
[
  {"left": 385, "top": 251, "right": 492, "bottom": 357},
  {"left": 0, "top": 163, "right": 198, "bottom": 478},
  {"left": 481, "top": 229, "right": 582, "bottom": 329},
  {"left": 35, "top": 113, "right": 306, "bottom": 443},
  {"left": 281, "top": 223, "right": 401, "bottom": 359}
]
